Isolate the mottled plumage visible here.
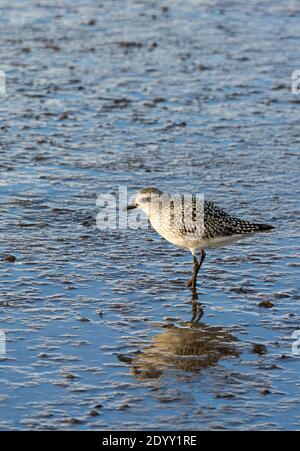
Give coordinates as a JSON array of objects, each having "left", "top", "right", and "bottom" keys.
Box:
[
  {"left": 127, "top": 187, "right": 274, "bottom": 291},
  {"left": 203, "top": 200, "right": 274, "bottom": 240}
]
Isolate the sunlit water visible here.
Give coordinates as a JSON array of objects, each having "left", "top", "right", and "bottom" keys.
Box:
[{"left": 0, "top": 0, "right": 299, "bottom": 430}]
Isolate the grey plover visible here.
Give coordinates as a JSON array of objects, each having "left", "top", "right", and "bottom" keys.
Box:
[{"left": 127, "top": 187, "right": 274, "bottom": 291}]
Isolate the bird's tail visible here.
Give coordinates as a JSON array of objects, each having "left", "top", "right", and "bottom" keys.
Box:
[
  {"left": 230, "top": 219, "right": 275, "bottom": 235},
  {"left": 252, "top": 223, "right": 275, "bottom": 232}
]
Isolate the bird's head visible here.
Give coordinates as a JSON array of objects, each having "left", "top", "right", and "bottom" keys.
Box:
[{"left": 127, "top": 187, "right": 164, "bottom": 215}]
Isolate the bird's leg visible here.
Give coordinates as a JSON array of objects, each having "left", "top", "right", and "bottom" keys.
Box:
[
  {"left": 186, "top": 256, "right": 199, "bottom": 288},
  {"left": 198, "top": 249, "right": 206, "bottom": 270},
  {"left": 191, "top": 255, "right": 199, "bottom": 291},
  {"left": 186, "top": 256, "right": 199, "bottom": 289},
  {"left": 186, "top": 250, "right": 206, "bottom": 288}
]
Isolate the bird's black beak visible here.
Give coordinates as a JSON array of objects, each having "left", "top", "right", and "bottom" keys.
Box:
[{"left": 126, "top": 204, "right": 137, "bottom": 211}]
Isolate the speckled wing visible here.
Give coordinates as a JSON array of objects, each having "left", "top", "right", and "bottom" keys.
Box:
[{"left": 203, "top": 201, "right": 274, "bottom": 240}]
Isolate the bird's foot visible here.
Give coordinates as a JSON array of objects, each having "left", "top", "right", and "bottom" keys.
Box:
[{"left": 185, "top": 278, "right": 193, "bottom": 287}]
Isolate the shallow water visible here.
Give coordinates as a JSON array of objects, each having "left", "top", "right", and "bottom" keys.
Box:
[{"left": 0, "top": 0, "right": 300, "bottom": 431}]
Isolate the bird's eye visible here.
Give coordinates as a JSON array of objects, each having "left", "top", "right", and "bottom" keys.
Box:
[{"left": 140, "top": 196, "right": 151, "bottom": 203}]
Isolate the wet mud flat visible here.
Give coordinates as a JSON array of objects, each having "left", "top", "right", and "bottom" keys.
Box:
[{"left": 0, "top": 0, "right": 300, "bottom": 430}]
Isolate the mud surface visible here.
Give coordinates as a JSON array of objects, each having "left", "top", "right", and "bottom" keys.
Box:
[{"left": 0, "top": 0, "right": 299, "bottom": 430}]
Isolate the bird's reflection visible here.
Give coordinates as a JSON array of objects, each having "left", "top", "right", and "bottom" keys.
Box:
[
  {"left": 123, "top": 322, "right": 239, "bottom": 380},
  {"left": 190, "top": 287, "right": 204, "bottom": 321}
]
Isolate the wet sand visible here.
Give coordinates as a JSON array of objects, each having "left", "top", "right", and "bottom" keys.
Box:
[{"left": 0, "top": 0, "right": 299, "bottom": 430}]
